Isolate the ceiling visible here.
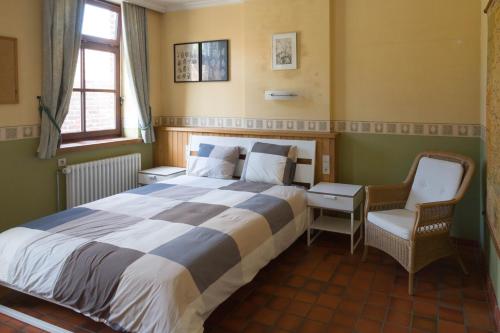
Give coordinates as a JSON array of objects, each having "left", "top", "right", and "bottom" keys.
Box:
[{"left": 116, "top": 0, "right": 243, "bottom": 12}]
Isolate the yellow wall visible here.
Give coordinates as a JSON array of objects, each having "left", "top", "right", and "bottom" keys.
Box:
[
  {"left": 1, "top": 0, "right": 481, "bottom": 126},
  {"left": 242, "top": 0, "right": 330, "bottom": 120},
  {"left": 332, "top": 0, "right": 481, "bottom": 124},
  {"left": 161, "top": 4, "right": 245, "bottom": 118},
  {"left": 160, "top": 0, "right": 331, "bottom": 121},
  {"left": 0, "top": 0, "right": 42, "bottom": 127},
  {"left": 0, "top": 0, "right": 162, "bottom": 127}
]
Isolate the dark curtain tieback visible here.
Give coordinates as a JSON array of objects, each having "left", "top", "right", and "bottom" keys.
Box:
[{"left": 37, "top": 96, "right": 62, "bottom": 146}]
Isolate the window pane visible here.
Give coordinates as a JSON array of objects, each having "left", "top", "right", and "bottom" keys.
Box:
[
  {"left": 85, "top": 49, "right": 115, "bottom": 89},
  {"left": 86, "top": 92, "right": 116, "bottom": 131},
  {"left": 73, "top": 52, "right": 81, "bottom": 89},
  {"left": 82, "top": 4, "right": 118, "bottom": 40},
  {"left": 61, "top": 92, "right": 82, "bottom": 134}
]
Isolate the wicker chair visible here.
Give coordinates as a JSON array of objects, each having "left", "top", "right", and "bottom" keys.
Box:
[{"left": 362, "top": 151, "right": 475, "bottom": 295}]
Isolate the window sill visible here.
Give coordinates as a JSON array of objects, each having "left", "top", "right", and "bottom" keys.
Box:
[{"left": 58, "top": 137, "right": 143, "bottom": 154}]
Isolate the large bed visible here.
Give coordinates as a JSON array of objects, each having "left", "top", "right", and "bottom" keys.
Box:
[{"left": 0, "top": 135, "right": 316, "bottom": 333}]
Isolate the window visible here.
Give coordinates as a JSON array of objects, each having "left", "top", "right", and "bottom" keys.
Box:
[{"left": 61, "top": 0, "right": 121, "bottom": 141}]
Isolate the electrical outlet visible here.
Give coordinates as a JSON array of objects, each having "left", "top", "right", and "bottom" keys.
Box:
[
  {"left": 322, "top": 155, "right": 330, "bottom": 175},
  {"left": 58, "top": 158, "right": 67, "bottom": 168}
]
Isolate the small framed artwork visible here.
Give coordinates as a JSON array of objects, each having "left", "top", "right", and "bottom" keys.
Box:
[
  {"left": 272, "top": 32, "right": 297, "bottom": 70},
  {"left": 174, "top": 42, "right": 200, "bottom": 83},
  {"left": 201, "top": 40, "right": 229, "bottom": 82}
]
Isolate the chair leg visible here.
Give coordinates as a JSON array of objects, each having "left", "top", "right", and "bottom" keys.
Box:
[
  {"left": 455, "top": 252, "right": 469, "bottom": 275},
  {"left": 362, "top": 246, "right": 369, "bottom": 262},
  {"left": 408, "top": 273, "right": 414, "bottom": 295}
]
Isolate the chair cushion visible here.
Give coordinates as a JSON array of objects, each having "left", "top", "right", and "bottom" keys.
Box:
[
  {"left": 367, "top": 209, "right": 416, "bottom": 240},
  {"left": 405, "top": 157, "right": 463, "bottom": 212}
]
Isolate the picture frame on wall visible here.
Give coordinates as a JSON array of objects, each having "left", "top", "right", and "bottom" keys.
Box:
[
  {"left": 272, "top": 32, "right": 297, "bottom": 70},
  {"left": 201, "top": 40, "right": 229, "bottom": 82},
  {"left": 174, "top": 42, "right": 200, "bottom": 83}
]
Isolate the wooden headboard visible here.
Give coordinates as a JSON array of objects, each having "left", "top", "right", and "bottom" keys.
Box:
[{"left": 153, "top": 127, "right": 337, "bottom": 185}]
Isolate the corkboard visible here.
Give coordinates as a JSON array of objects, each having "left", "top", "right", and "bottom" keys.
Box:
[
  {"left": 0, "top": 36, "right": 19, "bottom": 104},
  {"left": 486, "top": 2, "right": 500, "bottom": 255}
]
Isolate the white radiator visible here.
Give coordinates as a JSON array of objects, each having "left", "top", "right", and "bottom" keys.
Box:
[{"left": 64, "top": 153, "right": 141, "bottom": 209}]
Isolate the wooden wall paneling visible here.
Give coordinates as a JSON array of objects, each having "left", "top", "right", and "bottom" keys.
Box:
[{"left": 153, "top": 127, "right": 337, "bottom": 184}]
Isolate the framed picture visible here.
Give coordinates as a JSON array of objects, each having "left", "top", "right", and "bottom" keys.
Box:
[
  {"left": 174, "top": 42, "right": 200, "bottom": 83},
  {"left": 201, "top": 40, "right": 229, "bottom": 82},
  {"left": 272, "top": 32, "right": 297, "bottom": 70}
]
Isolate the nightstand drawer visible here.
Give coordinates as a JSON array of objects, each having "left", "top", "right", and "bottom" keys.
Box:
[
  {"left": 138, "top": 167, "right": 186, "bottom": 185},
  {"left": 139, "top": 173, "right": 168, "bottom": 185},
  {"left": 307, "top": 192, "right": 355, "bottom": 211}
]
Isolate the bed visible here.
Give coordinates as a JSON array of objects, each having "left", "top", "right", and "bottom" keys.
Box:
[{"left": 0, "top": 136, "right": 316, "bottom": 333}]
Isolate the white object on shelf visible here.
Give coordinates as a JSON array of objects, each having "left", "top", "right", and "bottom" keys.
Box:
[
  {"left": 138, "top": 166, "right": 186, "bottom": 185},
  {"left": 264, "top": 90, "right": 298, "bottom": 100},
  {"left": 307, "top": 182, "right": 364, "bottom": 254}
]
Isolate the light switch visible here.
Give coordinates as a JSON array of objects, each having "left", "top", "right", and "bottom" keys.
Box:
[{"left": 322, "top": 155, "right": 330, "bottom": 175}]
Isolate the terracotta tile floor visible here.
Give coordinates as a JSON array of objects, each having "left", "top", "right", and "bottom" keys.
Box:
[{"left": 0, "top": 233, "right": 496, "bottom": 333}]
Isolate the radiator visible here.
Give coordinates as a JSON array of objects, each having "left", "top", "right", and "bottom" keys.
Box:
[{"left": 64, "top": 153, "right": 141, "bottom": 209}]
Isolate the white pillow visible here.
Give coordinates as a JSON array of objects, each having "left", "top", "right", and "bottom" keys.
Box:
[
  {"left": 187, "top": 143, "right": 239, "bottom": 179},
  {"left": 241, "top": 142, "right": 296, "bottom": 185}
]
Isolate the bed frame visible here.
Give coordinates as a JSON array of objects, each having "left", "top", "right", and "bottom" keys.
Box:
[
  {"left": 155, "top": 127, "right": 338, "bottom": 185},
  {"left": 0, "top": 282, "right": 73, "bottom": 333},
  {"left": 0, "top": 127, "right": 336, "bottom": 333}
]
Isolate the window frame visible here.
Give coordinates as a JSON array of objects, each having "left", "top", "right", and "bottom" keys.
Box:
[{"left": 62, "top": 0, "right": 122, "bottom": 142}]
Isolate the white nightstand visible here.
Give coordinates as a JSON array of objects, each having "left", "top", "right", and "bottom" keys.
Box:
[
  {"left": 307, "top": 182, "right": 364, "bottom": 254},
  {"left": 138, "top": 166, "right": 186, "bottom": 185}
]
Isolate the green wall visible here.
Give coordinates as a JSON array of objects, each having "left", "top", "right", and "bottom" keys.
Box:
[
  {"left": 336, "top": 133, "right": 481, "bottom": 240},
  {"left": 0, "top": 139, "right": 153, "bottom": 232},
  {"left": 0, "top": 134, "right": 482, "bottom": 241}
]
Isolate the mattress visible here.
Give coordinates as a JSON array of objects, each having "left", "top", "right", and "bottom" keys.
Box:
[{"left": 0, "top": 175, "right": 307, "bottom": 333}]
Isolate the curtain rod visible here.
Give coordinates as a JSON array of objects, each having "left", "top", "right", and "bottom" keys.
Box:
[{"left": 485, "top": 0, "right": 497, "bottom": 13}]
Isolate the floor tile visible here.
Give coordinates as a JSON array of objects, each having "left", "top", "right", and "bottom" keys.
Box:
[
  {"left": 356, "top": 317, "right": 382, "bottom": 333},
  {"left": 411, "top": 315, "right": 436, "bottom": 333},
  {"left": 308, "top": 305, "right": 334, "bottom": 323},
  {"left": 437, "top": 320, "right": 466, "bottom": 333}
]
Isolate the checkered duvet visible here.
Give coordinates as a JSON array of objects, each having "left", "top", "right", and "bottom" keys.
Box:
[{"left": 0, "top": 176, "right": 307, "bottom": 333}]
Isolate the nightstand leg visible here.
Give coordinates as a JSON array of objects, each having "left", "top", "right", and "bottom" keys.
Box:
[
  {"left": 307, "top": 207, "right": 311, "bottom": 246},
  {"left": 350, "top": 212, "right": 354, "bottom": 254},
  {"left": 360, "top": 201, "right": 364, "bottom": 241}
]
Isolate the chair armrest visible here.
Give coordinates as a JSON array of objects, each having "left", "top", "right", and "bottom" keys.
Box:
[
  {"left": 365, "top": 183, "right": 410, "bottom": 212},
  {"left": 412, "top": 200, "right": 456, "bottom": 238},
  {"left": 416, "top": 200, "right": 455, "bottom": 223}
]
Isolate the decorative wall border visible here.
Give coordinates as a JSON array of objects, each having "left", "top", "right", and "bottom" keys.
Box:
[
  {"left": 332, "top": 120, "right": 482, "bottom": 138},
  {"left": 0, "top": 119, "right": 484, "bottom": 142},
  {"left": 156, "top": 116, "right": 331, "bottom": 132},
  {"left": 155, "top": 116, "right": 483, "bottom": 138},
  {"left": 0, "top": 125, "right": 40, "bottom": 142}
]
